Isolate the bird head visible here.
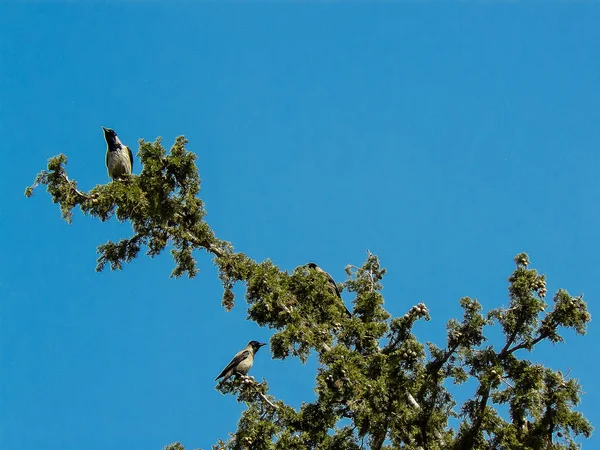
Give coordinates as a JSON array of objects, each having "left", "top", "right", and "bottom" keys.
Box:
[
  {"left": 305, "top": 262, "right": 324, "bottom": 274},
  {"left": 102, "top": 126, "right": 119, "bottom": 146},
  {"left": 248, "top": 340, "right": 267, "bottom": 353}
]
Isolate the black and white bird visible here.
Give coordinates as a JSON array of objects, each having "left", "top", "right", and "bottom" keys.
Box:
[
  {"left": 102, "top": 126, "right": 133, "bottom": 180},
  {"left": 305, "top": 262, "right": 352, "bottom": 317},
  {"left": 215, "top": 340, "right": 267, "bottom": 383}
]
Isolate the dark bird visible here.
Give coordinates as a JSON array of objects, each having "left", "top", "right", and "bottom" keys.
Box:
[
  {"left": 305, "top": 262, "right": 352, "bottom": 317},
  {"left": 215, "top": 340, "right": 267, "bottom": 383},
  {"left": 102, "top": 126, "right": 133, "bottom": 180}
]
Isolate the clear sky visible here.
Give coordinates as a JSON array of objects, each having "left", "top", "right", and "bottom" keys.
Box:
[{"left": 1, "top": 2, "right": 599, "bottom": 449}]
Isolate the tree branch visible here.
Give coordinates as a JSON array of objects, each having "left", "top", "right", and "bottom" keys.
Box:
[
  {"left": 507, "top": 331, "right": 549, "bottom": 355},
  {"left": 164, "top": 226, "right": 225, "bottom": 258},
  {"left": 61, "top": 173, "right": 99, "bottom": 203}
]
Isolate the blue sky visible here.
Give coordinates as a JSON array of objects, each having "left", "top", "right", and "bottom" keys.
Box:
[{"left": 1, "top": 2, "right": 599, "bottom": 449}]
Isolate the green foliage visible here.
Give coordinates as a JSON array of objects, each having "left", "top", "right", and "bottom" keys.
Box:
[
  {"left": 164, "top": 443, "right": 186, "bottom": 450},
  {"left": 27, "top": 137, "right": 593, "bottom": 449},
  {"left": 26, "top": 137, "right": 223, "bottom": 277}
]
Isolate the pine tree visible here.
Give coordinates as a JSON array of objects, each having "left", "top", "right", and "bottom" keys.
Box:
[{"left": 26, "top": 136, "right": 593, "bottom": 450}]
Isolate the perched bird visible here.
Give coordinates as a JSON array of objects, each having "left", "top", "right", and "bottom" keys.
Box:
[
  {"left": 102, "top": 126, "right": 133, "bottom": 180},
  {"left": 305, "top": 262, "right": 352, "bottom": 317},
  {"left": 215, "top": 340, "right": 267, "bottom": 383}
]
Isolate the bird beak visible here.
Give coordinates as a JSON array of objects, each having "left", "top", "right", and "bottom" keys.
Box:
[
  {"left": 258, "top": 342, "right": 267, "bottom": 347},
  {"left": 102, "top": 126, "right": 107, "bottom": 132}
]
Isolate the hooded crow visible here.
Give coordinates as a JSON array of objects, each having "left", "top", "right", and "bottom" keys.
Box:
[
  {"left": 215, "top": 340, "right": 267, "bottom": 383},
  {"left": 102, "top": 126, "right": 133, "bottom": 180},
  {"left": 305, "top": 262, "right": 352, "bottom": 317}
]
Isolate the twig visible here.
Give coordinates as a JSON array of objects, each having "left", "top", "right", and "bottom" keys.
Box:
[
  {"left": 403, "top": 392, "right": 446, "bottom": 447},
  {"left": 257, "top": 391, "right": 278, "bottom": 409},
  {"left": 507, "top": 331, "right": 549, "bottom": 355},
  {"left": 208, "top": 243, "right": 225, "bottom": 258},
  {"left": 164, "top": 226, "right": 225, "bottom": 258},
  {"left": 433, "top": 430, "right": 445, "bottom": 446},
  {"left": 346, "top": 263, "right": 375, "bottom": 291},
  {"left": 500, "top": 376, "right": 514, "bottom": 389},
  {"left": 61, "top": 174, "right": 96, "bottom": 202},
  {"left": 407, "top": 392, "right": 420, "bottom": 409},
  {"left": 242, "top": 376, "right": 278, "bottom": 409}
]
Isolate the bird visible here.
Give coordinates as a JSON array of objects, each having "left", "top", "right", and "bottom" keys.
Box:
[
  {"left": 305, "top": 262, "right": 352, "bottom": 317},
  {"left": 215, "top": 340, "right": 267, "bottom": 383},
  {"left": 102, "top": 126, "right": 133, "bottom": 180}
]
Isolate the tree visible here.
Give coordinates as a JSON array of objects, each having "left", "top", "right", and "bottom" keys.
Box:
[{"left": 26, "top": 136, "right": 593, "bottom": 450}]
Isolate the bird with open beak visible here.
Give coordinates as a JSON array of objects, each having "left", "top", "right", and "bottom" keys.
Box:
[
  {"left": 102, "top": 126, "right": 133, "bottom": 180},
  {"left": 305, "top": 262, "right": 352, "bottom": 317},
  {"left": 215, "top": 340, "right": 267, "bottom": 384}
]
